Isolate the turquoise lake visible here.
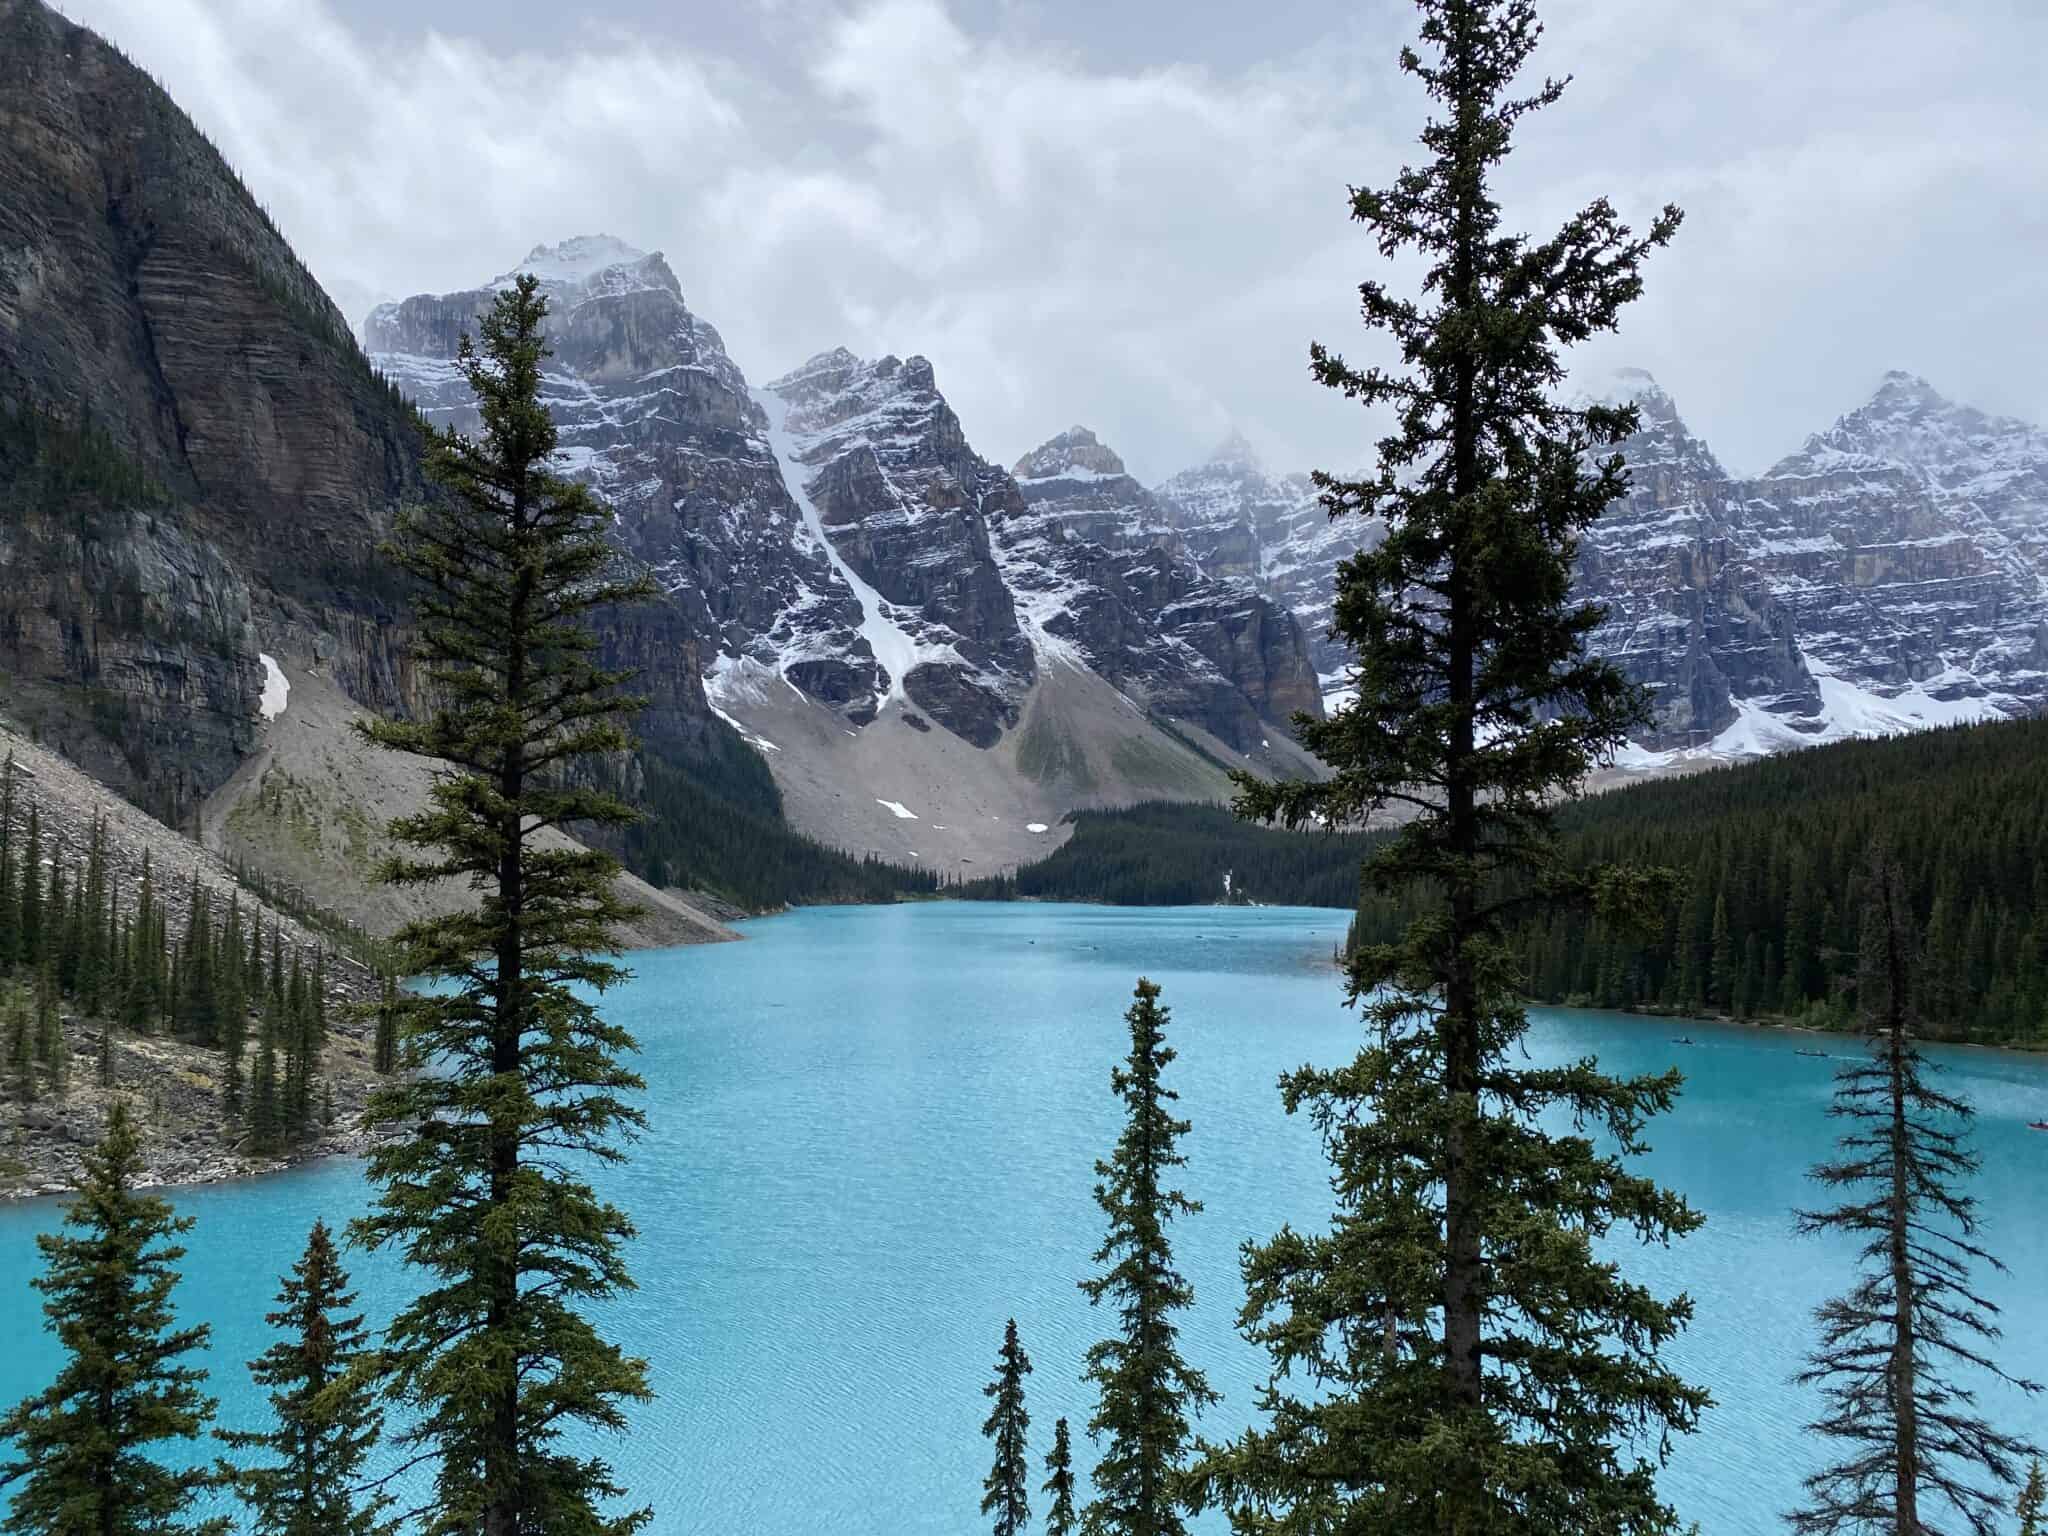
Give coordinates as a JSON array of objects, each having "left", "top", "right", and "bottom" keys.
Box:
[{"left": 1, "top": 902, "right": 2044, "bottom": 1532}]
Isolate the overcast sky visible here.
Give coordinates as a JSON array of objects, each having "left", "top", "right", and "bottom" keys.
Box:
[{"left": 55, "top": 0, "right": 2048, "bottom": 483}]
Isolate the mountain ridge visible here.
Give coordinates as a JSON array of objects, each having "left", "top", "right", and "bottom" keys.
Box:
[{"left": 1138, "top": 365, "right": 2048, "bottom": 753}]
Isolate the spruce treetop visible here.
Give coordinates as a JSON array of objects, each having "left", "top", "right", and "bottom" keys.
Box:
[
  {"left": 982, "top": 1318, "right": 1033, "bottom": 1536},
  {"left": 0, "top": 1101, "right": 226, "bottom": 1536}
]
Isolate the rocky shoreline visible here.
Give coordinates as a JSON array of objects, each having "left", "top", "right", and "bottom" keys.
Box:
[{"left": 0, "top": 1003, "right": 393, "bottom": 1203}]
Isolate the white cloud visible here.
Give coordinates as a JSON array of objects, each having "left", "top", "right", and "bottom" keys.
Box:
[{"left": 52, "top": 0, "right": 2048, "bottom": 484}]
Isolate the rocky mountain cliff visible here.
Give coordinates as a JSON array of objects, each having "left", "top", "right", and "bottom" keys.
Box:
[
  {"left": 1007, "top": 430, "right": 1323, "bottom": 751},
  {"left": 1154, "top": 436, "right": 1376, "bottom": 707},
  {"left": 0, "top": 8, "right": 745, "bottom": 852},
  {"left": 367, "top": 244, "right": 1325, "bottom": 863},
  {"left": 1145, "top": 371, "right": 2048, "bottom": 757},
  {"left": 0, "top": 0, "right": 434, "bottom": 820},
  {"left": 759, "top": 347, "right": 1035, "bottom": 747}
]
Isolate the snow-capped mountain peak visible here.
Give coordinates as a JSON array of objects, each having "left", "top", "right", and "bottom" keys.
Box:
[
  {"left": 1012, "top": 426, "right": 1128, "bottom": 483},
  {"left": 494, "top": 233, "right": 648, "bottom": 287},
  {"left": 1204, "top": 427, "right": 1263, "bottom": 469}
]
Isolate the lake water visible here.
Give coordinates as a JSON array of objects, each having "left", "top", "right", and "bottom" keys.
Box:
[{"left": 1, "top": 902, "right": 2043, "bottom": 1533}]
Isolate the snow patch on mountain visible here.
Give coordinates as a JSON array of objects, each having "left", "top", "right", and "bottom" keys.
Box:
[
  {"left": 1609, "top": 656, "right": 2011, "bottom": 772},
  {"left": 257, "top": 654, "right": 289, "bottom": 721},
  {"left": 755, "top": 386, "right": 939, "bottom": 712}
]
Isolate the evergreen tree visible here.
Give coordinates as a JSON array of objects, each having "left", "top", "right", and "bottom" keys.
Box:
[
  {"left": 16, "top": 806, "right": 40, "bottom": 969},
  {"left": 244, "top": 914, "right": 264, "bottom": 1002},
  {"left": 0, "top": 754, "right": 17, "bottom": 970},
  {"left": 1080, "top": 979, "right": 1214, "bottom": 1536},
  {"left": 0, "top": 1102, "right": 226, "bottom": 1535},
  {"left": 108, "top": 905, "right": 131, "bottom": 1035},
  {"left": 1045, "top": 1418, "right": 1079, "bottom": 1536},
  {"left": 249, "top": 1010, "right": 281, "bottom": 1155},
  {"left": 2018, "top": 1461, "right": 2045, "bottom": 1536},
  {"left": 218, "top": 903, "right": 247, "bottom": 1119},
  {"left": 284, "top": 952, "right": 314, "bottom": 1140},
  {"left": 75, "top": 818, "right": 108, "bottom": 1017},
  {"left": 1789, "top": 849, "right": 2041, "bottom": 1534},
  {"left": 372, "top": 973, "right": 400, "bottom": 1075},
  {"left": 218, "top": 1220, "right": 396, "bottom": 1536},
  {"left": 130, "top": 852, "right": 163, "bottom": 1034},
  {"left": 982, "top": 1319, "right": 1033, "bottom": 1536},
  {"left": 1782, "top": 858, "right": 1815, "bottom": 1014},
  {"left": 45, "top": 850, "right": 69, "bottom": 993},
  {"left": 33, "top": 968, "right": 64, "bottom": 1099},
  {"left": 349, "top": 275, "right": 656, "bottom": 1536},
  {"left": 6, "top": 986, "right": 33, "bottom": 1103},
  {"left": 1708, "top": 892, "right": 1733, "bottom": 1010},
  {"left": 1207, "top": 2, "right": 1705, "bottom": 1529},
  {"left": 181, "top": 880, "right": 215, "bottom": 1047}
]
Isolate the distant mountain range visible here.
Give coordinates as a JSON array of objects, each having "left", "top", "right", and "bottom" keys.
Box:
[
  {"left": 363, "top": 238, "right": 1325, "bottom": 870},
  {"left": 371, "top": 238, "right": 2048, "bottom": 779},
  {"left": 5, "top": 0, "right": 2044, "bottom": 899}
]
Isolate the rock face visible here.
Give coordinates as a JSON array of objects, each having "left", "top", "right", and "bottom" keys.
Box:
[
  {"left": 1579, "top": 369, "right": 2048, "bottom": 753},
  {"left": 1742, "top": 372, "right": 2048, "bottom": 707},
  {"left": 1154, "top": 434, "right": 1380, "bottom": 704},
  {"left": 1005, "top": 431, "right": 1324, "bottom": 750},
  {"left": 363, "top": 242, "right": 883, "bottom": 733},
  {"left": 369, "top": 255, "right": 1324, "bottom": 760},
  {"left": 1008, "top": 427, "right": 1184, "bottom": 554},
  {"left": 0, "top": 0, "right": 436, "bottom": 820},
  {"left": 1571, "top": 370, "right": 1821, "bottom": 746},
  {"left": 1149, "top": 373, "right": 2048, "bottom": 755},
  {"left": 760, "top": 349, "right": 1035, "bottom": 746},
  {"left": 1, "top": 4, "right": 746, "bottom": 878}
]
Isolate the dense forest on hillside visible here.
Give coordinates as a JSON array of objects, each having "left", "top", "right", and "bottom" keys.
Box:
[
  {"left": 1347, "top": 719, "right": 2048, "bottom": 1045},
  {"left": 0, "top": 760, "right": 349, "bottom": 1151},
  {"left": 958, "top": 801, "right": 1375, "bottom": 908}
]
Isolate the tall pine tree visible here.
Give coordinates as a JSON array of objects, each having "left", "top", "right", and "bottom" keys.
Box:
[
  {"left": 372, "top": 972, "right": 401, "bottom": 1075},
  {"left": 1789, "top": 849, "right": 2041, "bottom": 1534},
  {"left": 15, "top": 806, "right": 41, "bottom": 970},
  {"left": 349, "top": 274, "right": 656, "bottom": 1536},
  {"left": 982, "top": 1319, "right": 1033, "bottom": 1536},
  {"left": 218, "top": 1220, "right": 396, "bottom": 1536},
  {"left": 1045, "top": 1418, "right": 1078, "bottom": 1536},
  {"left": 1206, "top": 2, "right": 1705, "bottom": 1529},
  {"left": 0, "top": 1102, "right": 225, "bottom": 1535},
  {"left": 0, "top": 754, "right": 17, "bottom": 970},
  {"left": 1080, "top": 979, "right": 1213, "bottom": 1536},
  {"left": 5, "top": 986, "right": 33, "bottom": 1103}
]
